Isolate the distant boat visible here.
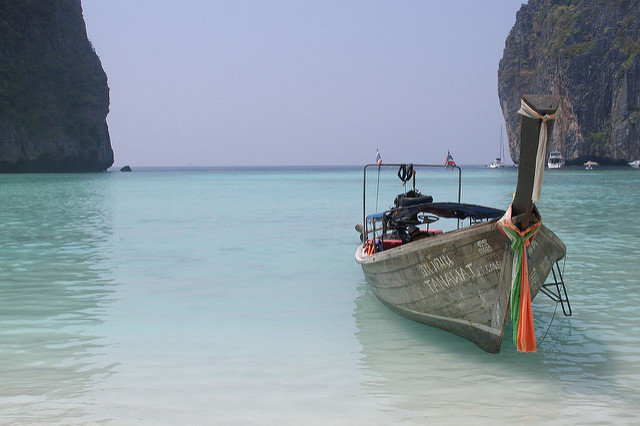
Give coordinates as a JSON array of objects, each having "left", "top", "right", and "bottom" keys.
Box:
[
  {"left": 489, "top": 157, "right": 505, "bottom": 168},
  {"left": 355, "top": 95, "right": 571, "bottom": 353},
  {"left": 628, "top": 160, "right": 640, "bottom": 169},
  {"left": 489, "top": 127, "right": 506, "bottom": 168},
  {"left": 547, "top": 151, "right": 565, "bottom": 169},
  {"left": 584, "top": 161, "right": 599, "bottom": 170}
]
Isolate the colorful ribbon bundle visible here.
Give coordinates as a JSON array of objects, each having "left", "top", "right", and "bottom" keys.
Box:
[{"left": 498, "top": 206, "right": 541, "bottom": 353}]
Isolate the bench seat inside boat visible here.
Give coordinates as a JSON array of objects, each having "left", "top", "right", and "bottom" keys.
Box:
[{"left": 382, "top": 229, "right": 443, "bottom": 250}]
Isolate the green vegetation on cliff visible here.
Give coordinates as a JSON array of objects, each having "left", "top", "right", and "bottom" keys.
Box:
[{"left": 498, "top": 0, "right": 640, "bottom": 165}]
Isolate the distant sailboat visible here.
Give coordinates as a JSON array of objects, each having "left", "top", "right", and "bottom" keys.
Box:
[{"left": 489, "top": 127, "right": 506, "bottom": 168}]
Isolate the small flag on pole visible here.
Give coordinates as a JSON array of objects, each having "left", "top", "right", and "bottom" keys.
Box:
[
  {"left": 445, "top": 151, "right": 456, "bottom": 170},
  {"left": 376, "top": 149, "right": 382, "bottom": 167}
]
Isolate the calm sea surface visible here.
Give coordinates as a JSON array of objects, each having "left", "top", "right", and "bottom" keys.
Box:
[{"left": 0, "top": 166, "right": 638, "bottom": 424}]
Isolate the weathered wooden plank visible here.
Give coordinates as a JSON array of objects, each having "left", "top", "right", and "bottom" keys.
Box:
[{"left": 512, "top": 95, "right": 560, "bottom": 220}]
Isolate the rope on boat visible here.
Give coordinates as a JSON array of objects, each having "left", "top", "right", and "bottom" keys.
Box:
[{"left": 536, "top": 300, "right": 559, "bottom": 348}]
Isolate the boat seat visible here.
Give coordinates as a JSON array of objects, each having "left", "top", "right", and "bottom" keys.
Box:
[
  {"left": 382, "top": 229, "right": 443, "bottom": 250},
  {"left": 382, "top": 239, "right": 403, "bottom": 250}
]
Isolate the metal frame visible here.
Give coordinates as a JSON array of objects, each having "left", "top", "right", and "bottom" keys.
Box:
[
  {"left": 362, "top": 163, "right": 462, "bottom": 239},
  {"left": 540, "top": 261, "right": 572, "bottom": 316}
]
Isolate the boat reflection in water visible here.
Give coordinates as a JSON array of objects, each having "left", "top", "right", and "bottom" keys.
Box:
[{"left": 351, "top": 279, "right": 618, "bottom": 423}]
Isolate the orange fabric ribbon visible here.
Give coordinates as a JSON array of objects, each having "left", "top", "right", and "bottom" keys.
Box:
[{"left": 498, "top": 206, "right": 540, "bottom": 353}]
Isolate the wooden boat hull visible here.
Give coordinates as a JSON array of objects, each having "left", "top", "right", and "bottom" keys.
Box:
[{"left": 355, "top": 219, "right": 566, "bottom": 353}]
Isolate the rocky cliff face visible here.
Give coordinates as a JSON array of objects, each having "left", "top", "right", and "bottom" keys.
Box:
[
  {"left": 0, "top": 0, "right": 113, "bottom": 172},
  {"left": 498, "top": 0, "right": 640, "bottom": 165}
]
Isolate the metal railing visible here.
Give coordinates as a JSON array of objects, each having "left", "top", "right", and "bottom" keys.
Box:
[{"left": 361, "top": 163, "right": 462, "bottom": 239}]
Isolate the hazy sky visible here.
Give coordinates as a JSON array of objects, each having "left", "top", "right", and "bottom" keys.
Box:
[{"left": 81, "top": 1, "right": 525, "bottom": 168}]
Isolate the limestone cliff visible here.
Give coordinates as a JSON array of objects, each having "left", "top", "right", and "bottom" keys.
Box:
[
  {"left": 498, "top": 0, "right": 640, "bottom": 165},
  {"left": 0, "top": 0, "right": 113, "bottom": 172}
]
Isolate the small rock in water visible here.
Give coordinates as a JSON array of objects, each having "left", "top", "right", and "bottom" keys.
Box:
[{"left": 120, "top": 165, "right": 132, "bottom": 172}]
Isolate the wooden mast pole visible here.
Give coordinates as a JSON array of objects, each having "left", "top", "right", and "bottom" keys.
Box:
[{"left": 511, "top": 94, "right": 559, "bottom": 230}]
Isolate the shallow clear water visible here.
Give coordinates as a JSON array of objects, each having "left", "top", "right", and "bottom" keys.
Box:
[{"left": 0, "top": 166, "right": 638, "bottom": 424}]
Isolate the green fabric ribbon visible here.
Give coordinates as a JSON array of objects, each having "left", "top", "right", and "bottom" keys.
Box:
[{"left": 500, "top": 223, "right": 540, "bottom": 346}]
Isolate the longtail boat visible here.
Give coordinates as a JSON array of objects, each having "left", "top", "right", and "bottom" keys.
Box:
[{"left": 355, "top": 95, "right": 571, "bottom": 353}]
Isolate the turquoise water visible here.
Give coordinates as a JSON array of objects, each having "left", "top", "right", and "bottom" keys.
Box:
[{"left": 0, "top": 166, "right": 638, "bottom": 424}]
